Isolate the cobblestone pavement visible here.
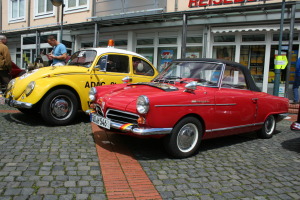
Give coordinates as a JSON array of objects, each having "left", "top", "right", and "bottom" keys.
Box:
[{"left": 1, "top": 103, "right": 300, "bottom": 200}]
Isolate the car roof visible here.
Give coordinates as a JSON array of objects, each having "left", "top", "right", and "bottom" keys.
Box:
[
  {"left": 173, "top": 58, "right": 261, "bottom": 92},
  {"left": 79, "top": 47, "right": 149, "bottom": 61}
]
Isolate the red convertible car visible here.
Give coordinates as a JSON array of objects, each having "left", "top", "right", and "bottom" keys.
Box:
[{"left": 87, "top": 58, "right": 289, "bottom": 158}]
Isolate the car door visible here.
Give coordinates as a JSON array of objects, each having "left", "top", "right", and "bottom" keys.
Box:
[{"left": 212, "top": 64, "right": 258, "bottom": 137}]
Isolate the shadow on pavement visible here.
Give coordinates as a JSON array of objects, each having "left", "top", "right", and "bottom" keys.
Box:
[
  {"left": 2, "top": 111, "right": 90, "bottom": 126},
  {"left": 281, "top": 136, "right": 300, "bottom": 153}
]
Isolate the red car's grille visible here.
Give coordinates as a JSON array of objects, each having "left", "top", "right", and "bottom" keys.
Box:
[{"left": 106, "top": 109, "right": 139, "bottom": 125}]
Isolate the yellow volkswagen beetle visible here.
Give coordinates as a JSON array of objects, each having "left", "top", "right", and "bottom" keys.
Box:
[{"left": 3, "top": 44, "right": 158, "bottom": 125}]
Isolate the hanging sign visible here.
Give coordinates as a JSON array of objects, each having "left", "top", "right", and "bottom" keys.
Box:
[{"left": 274, "top": 55, "right": 288, "bottom": 70}]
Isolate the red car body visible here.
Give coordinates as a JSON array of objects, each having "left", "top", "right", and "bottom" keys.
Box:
[{"left": 88, "top": 58, "right": 289, "bottom": 158}]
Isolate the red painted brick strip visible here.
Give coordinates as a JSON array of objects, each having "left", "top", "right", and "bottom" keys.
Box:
[
  {"left": 0, "top": 110, "right": 20, "bottom": 113},
  {"left": 91, "top": 123, "right": 162, "bottom": 200}
]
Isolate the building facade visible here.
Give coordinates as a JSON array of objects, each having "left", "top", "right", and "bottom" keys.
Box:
[{"left": 1, "top": 0, "right": 300, "bottom": 97}]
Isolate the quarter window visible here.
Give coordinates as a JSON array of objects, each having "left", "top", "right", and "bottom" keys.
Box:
[
  {"left": 9, "top": 0, "right": 25, "bottom": 22},
  {"left": 222, "top": 65, "right": 248, "bottom": 90}
]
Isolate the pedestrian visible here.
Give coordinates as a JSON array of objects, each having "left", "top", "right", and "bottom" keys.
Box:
[
  {"left": 0, "top": 35, "right": 12, "bottom": 93},
  {"left": 47, "top": 35, "right": 67, "bottom": 66},
  {"left": 292, "top": 56, "right": 300, "bottom": 104}
]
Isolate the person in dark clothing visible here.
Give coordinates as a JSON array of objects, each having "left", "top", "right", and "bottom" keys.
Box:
[{"left": 292, "top": 57, "right": 300, "bottom": 103}]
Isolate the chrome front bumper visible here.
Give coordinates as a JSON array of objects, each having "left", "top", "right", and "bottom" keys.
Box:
[
  {"left": 110, "top": 121, "right": 172, "bottom": 136},
  {"left": 5, "top": 97, "right": 33, "bottom": 109},
  {"left": 87, "top": 110, "right": 172, "bottom": 136}
]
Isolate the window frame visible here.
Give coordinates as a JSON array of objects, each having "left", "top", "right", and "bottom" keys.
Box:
[
  {"left": 34, "top": 0, "right": 54, "bottom": 19},
  {"left": 64, "top": 0, "right": 89, "bottom": 13},
  {"left": 9, "top": 0, "right": 26, "bottom": 23}
]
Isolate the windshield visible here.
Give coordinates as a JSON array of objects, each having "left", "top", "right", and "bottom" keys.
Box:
[
  {"left": 67, "top": 50, "right": 97, "bottom": 68},
  {"left": 153, "top": 61, "right": 223, "bottom": 87}
]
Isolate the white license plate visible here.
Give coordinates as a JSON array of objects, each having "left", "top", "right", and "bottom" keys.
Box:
[
  {"left": 91, "top": 113, "right": 111, "bottom": 130},
  {"left": 0, "top": 97, "right": 5, "bottom": 105}
]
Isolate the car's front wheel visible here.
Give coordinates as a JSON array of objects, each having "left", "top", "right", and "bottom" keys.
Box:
[
  {"left": 257, "top": 115, "right": 276, "bottom": 139},
  {"left": 40, "top": 89, "right": 78, "bottom": 126},
  {"left": 164, "top": 117, "right": 202, "bottom": 158}
]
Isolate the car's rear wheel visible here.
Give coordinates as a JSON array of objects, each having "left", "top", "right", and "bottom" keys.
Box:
[
  {"left": 257, "top": 115, "right": 276, "bottom": 139},
  {"left": 164, "top": 117, "right": 202, "bottom": 158},
  {"left": 40, "top": 89, "right": 78, "bottom": 126}
]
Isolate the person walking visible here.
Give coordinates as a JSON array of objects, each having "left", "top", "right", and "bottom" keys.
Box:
[
  {"left": 47, "top": 35, "right": 67, "bottom": 66},
  {"left": 292, "top": 56, "right": 300, "bottom": 103},
  {"left": 0, "top": 35, "right": 12, "bottom": 93}
]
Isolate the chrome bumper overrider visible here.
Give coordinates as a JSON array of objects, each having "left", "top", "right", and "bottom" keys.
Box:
[{"left": 5, "top": 98, "right": 33, "bottom": 109}]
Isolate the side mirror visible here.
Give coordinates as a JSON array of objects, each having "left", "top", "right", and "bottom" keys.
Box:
[
  {"left": 184, "top": 81, "right": 197, "bottom": 93},
  {"left": 122, "top": 76, "right": 132, "bottom": 83}
]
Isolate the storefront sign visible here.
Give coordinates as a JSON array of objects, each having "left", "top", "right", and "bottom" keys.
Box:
[{"left": 188, "top": 0, "right": 266, "bottom": 8}]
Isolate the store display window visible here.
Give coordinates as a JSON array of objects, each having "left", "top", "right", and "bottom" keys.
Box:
[
  {"left": 186, "top": 47, "right": 202, "bottom": 58},
  {"left": 136, "top": 48, "right": 154, "bottom": 63},
  {"left": 214, "top": 35, "right": 235, "bottom": 42},
  {"left": 212, "top": 46, "right": 235, "bottom": 61},
  {"left": 242, "top": 34, "right": 265, "bottom": 42},
  {"left": 240, "top": 45, "right": 265, "bottom": 83},
  {"left": 157, "top": 47, "right": 177, "bottom": 72}
]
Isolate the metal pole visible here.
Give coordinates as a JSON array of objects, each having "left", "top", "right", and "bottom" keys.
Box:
[
  {"left": 93, "top": 23, "right": 100, "bottom": 48},
  {"left": 60, "top": 4, "right": 65, "bottom": 43},
  {"left": 35, "top": 30, "right": 41, "bottom": 59},
  {"left": 181, "top": 14, "right": 187, "bottom": 58},
  {"left": 273, "top": 0, "right": 286, "bottom": 96},
  {"left": 284, "top": 4, "right": 296, "bottom": 98}
]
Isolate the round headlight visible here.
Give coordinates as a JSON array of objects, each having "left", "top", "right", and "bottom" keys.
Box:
[
  {"left": 25, "top": 81, "right": 35, "bottom": 96},
  {"left": 136, "top": 95, "right": 150, "bottom": 114},
  {"left": 89, "top": 87, "right": 97, "bottom": 102},
  {"left": 6, "top": 79, "right": 16, "bottom": 92}
]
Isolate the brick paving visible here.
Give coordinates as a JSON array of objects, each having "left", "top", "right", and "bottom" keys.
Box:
[{"left": 0, "top": 103, "right": 300, "bottom": 200}]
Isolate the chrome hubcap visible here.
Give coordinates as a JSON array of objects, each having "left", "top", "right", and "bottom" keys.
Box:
[
  {"left": 50, "top": 96, "right": 72, "bottom": 119},
  {"left": 265, "top": 115, "right": 275, "bottom": 135},
  {"left": 177, "top": 123, "right": 198, "bottom": 152}
]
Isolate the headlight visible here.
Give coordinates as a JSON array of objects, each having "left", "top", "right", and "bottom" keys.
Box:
[
  {"left": 136, "top": 95, "right": 150, "bottom": 114},
  {"left": 6, "top": 79, "right": 16, "bottom": 92},
  {"left": 89, "top": 87, "right": 97, "bottom": 102},
  {"left": 25, "top": 81, "right": 35, "bottom": 96}
]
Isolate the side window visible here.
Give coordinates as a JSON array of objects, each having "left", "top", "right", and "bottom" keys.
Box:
[
  {"left": 132, "top": 57, "right": 154, "bottom": 76},
  {"left": 221, "top": 65, "right": 248, "bottom": 89},
  {"left": 97, "top": 54, "right": 129, "bottom": 73}
]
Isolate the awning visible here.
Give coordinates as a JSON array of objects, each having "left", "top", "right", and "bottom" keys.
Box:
[{"left": 211, "top": 24, "right": 300, "bottom": 33}]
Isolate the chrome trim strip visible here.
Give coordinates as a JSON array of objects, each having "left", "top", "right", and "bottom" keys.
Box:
[
  {"left": 155, "top": 103, "right": 236, "bottom": 107},
  {"left": 205, "top": 122, "right": 264, "bottom": 133},
  {"left": 5, "top": 98, "right": 33, "bottom": 109}
]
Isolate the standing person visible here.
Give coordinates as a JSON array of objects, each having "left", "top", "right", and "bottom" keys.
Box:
[
  {"left": 0, "top": 35, "right": 12, "bottom": 93},
  {"left": 293, "top": 57, "right": 300, "bottom": 104},
  {"left": 47, "top": 35, "right": 67, "bottom": 66}
]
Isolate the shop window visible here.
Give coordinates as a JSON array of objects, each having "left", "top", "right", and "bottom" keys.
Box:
[
  {"left": 187, "top": 37, "right": 203, "bottom": 43},
  {"left": 136, "top": 48, "right": 154, "bottom": 63},
  {"left": 159, "top": 38, "right": 177, "bottom": 44},
  {"left": 212, "top": 46, "right": 235, "bottom": 61},
  {"left": 242, "top": 34, "right": 265, "bottom": 42},
  {"left": 186, "top": 47, "right": 202, "bottom": 58},
  {"left": 137, "top": 39, "right": 154, "bottom": 45},
  {"left": 240, "top": 45, "right": 265, "bottom": 83},
  {"left": 273, "top": 33, "right": 298, "bottom": 41},
  {"left": 158, "top": 47, "right": 177, "bottom": 72},
  {"left": 214, "top": 35, "right": 235, "bottom": 42},
  {"left": 9, "top": 0, "right": 25, "bottom": 22}
]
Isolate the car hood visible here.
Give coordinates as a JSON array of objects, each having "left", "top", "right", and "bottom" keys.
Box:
[
  {"left": 10, "top": 65, "right": 88, "bottom": 97},
  {"left": 101, "top": 82, "right": 188, "bottom": 113}
]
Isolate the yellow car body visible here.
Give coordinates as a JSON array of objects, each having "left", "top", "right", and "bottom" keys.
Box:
[{"left": 4, "top": 47, "right": 158, "bottom": 125}]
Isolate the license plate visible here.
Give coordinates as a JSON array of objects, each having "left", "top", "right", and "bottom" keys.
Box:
[
  {"left": 91, "top": 113, "right": 111, "bottom": 130},
  {"left": 0, "top": 97, "right": 5, "bottom": 105}
]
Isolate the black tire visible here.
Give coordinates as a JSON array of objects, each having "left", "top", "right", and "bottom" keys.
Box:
[
  {"left": 164, "top": 117, "right": 202, "bottom": 158},
  {"left": 257, "top": 115, "right": 276, "bottom": 139},
  {"left": 40, "top": 89, "right": 78, "bottom": 126}
]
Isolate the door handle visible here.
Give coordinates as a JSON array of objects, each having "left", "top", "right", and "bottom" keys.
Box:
[{"left": 252, "top": 98, "right": 258, "bottom": 103}]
